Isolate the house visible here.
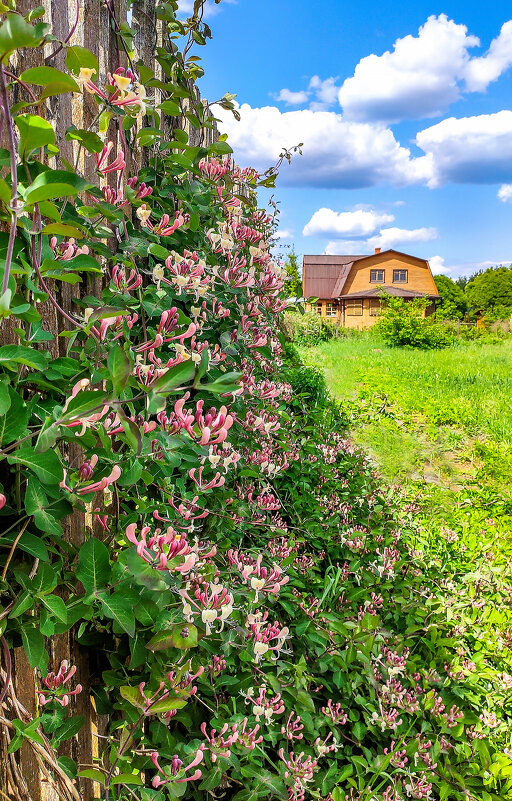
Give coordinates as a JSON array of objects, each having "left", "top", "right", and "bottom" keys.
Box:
[{"left": 303, "top": 248, "right": 440, "bottom": 328}]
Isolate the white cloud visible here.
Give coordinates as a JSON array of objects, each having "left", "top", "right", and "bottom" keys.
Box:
[
  {"left": 465, "top": 21, "right": 512, "bottom": 91},
  {"left": 303, "top": 207, "right": 394, "bottom": 237},
  {"left": 367, "top": 226, "right": 438, "bottom": 250},
  {"left": 416, "top": 110, "right": 512, "bottom": 187},
  {"left": 498, "top": 184, "right": 512, "bottom": 203},
  {"left": 337, "top": 15, "right": 512, "bottom": 124},
  {"left": 308, "top": 76, "right": 340, "bottom": 108},
  {"left": 215, "top": 103, "right": 432, "bottom": 188},
  {"left": 429, "top": 255, "right": 447, "bottom": 275},
  {"left": 273, "top": 88, "right": 310, "bottom": 106},
  {"left": 338, "top": 15, "right": 479, "bottom": 122},
  {"left": 271, "top": 229, "right": 293, "bottom": 240},
  {"left": 324, "top": 240, "right": 370, "bottom": 256}
]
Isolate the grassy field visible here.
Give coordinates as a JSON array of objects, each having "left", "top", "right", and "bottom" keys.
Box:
[
  {"left": 300, "top": 333, "right": 512, "bottom": 778},
  {"left": 300, "top": 334, "right": 512, "bottom": 489}
]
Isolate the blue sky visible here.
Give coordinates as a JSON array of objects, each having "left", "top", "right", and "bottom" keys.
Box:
[{"left": 183, "top": 0, "right": 512, "bottom": 277}]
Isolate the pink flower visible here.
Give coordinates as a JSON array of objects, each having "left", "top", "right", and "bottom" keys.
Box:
[
  {"left": 38, "top": 661, "right": 82, "bottom": 707},
  {"left": 95, "top": 141, "right": 126, "bottom": 174}
]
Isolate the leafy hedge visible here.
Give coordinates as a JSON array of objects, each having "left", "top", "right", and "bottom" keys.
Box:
[
  {"left": 0, "top": 5, "right": 510, "bottom": 801},
  {"left": 375, "top": 296, "right": 454, "bottom": 349}
]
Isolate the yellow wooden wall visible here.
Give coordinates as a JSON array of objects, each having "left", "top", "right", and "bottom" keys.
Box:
[{"left": 342, "top": 252, "right": 438, "bottom": 296}]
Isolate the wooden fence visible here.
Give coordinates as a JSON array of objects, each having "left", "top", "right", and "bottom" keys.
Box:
[{"left": 0, "top": 2, "right": 218, "bottom": 798}]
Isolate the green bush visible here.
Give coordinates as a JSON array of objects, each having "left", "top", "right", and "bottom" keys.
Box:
[
  {"left": 375, "top": 295, "right": 454, "bottom": 349},
  {"left": 282, "top": 309, "right": 336, "bottom": 345},
  {"left": 286, "top": 364, "right": 330, "bottom": 407}
]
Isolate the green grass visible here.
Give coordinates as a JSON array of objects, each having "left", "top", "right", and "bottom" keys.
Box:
[{"left": 300, "top": 334, "right": 512, "bottom": 486}]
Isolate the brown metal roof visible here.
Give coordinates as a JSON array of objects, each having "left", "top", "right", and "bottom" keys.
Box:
[
  {"left": 303, "top": 255, "right": 366, "bottom": 298},
  {"left": 340, "top": 286, "right": 440, "bottom": 299}
]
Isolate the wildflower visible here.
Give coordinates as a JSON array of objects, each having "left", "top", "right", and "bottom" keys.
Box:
[
  {"left": 95, "top": 141, "right": 126, "bottom": 174},
  {"left": 151, "top": 747, "right": 204, "bottom": 788},
  {"left": 38, "top": 661, "right": 82, "bottom": 707},
  {"left": 180, "top": 580, "right": 234, "bottom": 634}
]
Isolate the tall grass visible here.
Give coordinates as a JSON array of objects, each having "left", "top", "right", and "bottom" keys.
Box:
[
  {"left": 299, "top": 334, "right": 512, "bottom": 483},
  {"left": 300, "top": 334, "right": 512, "bottom": 443}
]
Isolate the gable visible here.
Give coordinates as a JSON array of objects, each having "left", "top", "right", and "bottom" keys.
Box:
[
  {"left": 302, "top": 250, "right": 439, "bottom": 300},
  {"left": 342, "top": 251, "right": 439, "bottom": 297}
]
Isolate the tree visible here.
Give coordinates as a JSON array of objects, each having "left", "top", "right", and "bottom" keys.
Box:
[
  {"left": 466, "top": 265, "right": 512, "bottom": 312},
  {"left": 434, "top": 275, "right": 468, "bottom": 320},
  {"left": 284, "top": 247, "right": 302, "bottom": 298}
]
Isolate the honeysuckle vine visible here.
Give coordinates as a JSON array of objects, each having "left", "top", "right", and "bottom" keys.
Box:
[{"left": 0, "top": 3, "right": 511, "bottom": 801}]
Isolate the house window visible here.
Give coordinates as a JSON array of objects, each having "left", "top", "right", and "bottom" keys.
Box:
[
  {"left": 370, "top": 269, "right": 385, "bottom": 282},
  {"left": 315, "top": 302, "right": 323, "bottom": 315},
  {"left": 393, "top": 269, "right": 408, "bottom": 283},
  {"left": 346, "top": 300, "right": 363, "bottom": 316},
  {"left": 326, "top": 302, "right": 337, "bottom": 317},
  {"left": 369, "top": 299, "right": 381, "bottom": 316}
]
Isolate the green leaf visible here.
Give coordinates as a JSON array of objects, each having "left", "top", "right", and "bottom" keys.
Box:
[
  {"left": 65, "top": 46, "right": 98, "bottom": 76},
  {"left": 158, "top": 100, "right": 181, "bottom": 116},
  {"left": 19, "top": 66, "right": 79, "bottom": 99},
  {"left": 7, "top": 447, "right": 62, "bottom": 485},
  {"left": 146, "top": 624, "right": 198, "bottom": 651},
  {"left": 77, "top": 769, "right": 105, "bottom": 784},
  {"left": 41, "top": 223, "right": 85, "bottom": 238},
  {"left": 65, "top": 127, "right": 104, "bottom": 154},
  {"left": 0, "top": 379, "right": 10, "bottom": 414},
  {"left": 25, "top": 478, "right": 62, "bottom": 535},
  {"left": 119, "top": 685, "right": 145, "bottom": 709},
  {"left": 2, "top": 531, "right": 49, "bottom": 562},
  {"left": 60, "top": 390, "right": 109, "bottom": 423},
  {"left": 21, "top": 625, "right": 46, "bottom": 669},
  {"left": 15, "top": 114, "right": 55, "bottom": 160},
  {"left": 9, "top": 590, "right": 34, "bottom": 619},
  {"left": 98, "top": 592, "right": 135, "bottom": 637},
  {"left": 53, "top": 715, "right": 84, "bottom": 745},
  {"left": 0, "top": 387, "right": 29, "bottom": 446},
  {"left": 76, "top": 539, "right": 111, "bottom": 594},
  {"left": 111, "top": 775, "right": 144, "bottom": 786},
  {"left": 40, "top": 595, "right": 67, "bottom": 623},
  {"left": 0, "top": 14, "right": 48, "bottom": 61},
  {"left": 24, "top": 170, "right": 90, "bottom": 204},
  {"left": 199, "top": 371, "right": 242, "bottom": 395},
  {"left": 150, "top": 359, "right": 196, "bottom": 394},
  {"left": 149, "top": 696, "right": 187, "bottom": 715},
  {"left": 41, "top": 254, "right": 101, "bottom": 276},
  {"left": 208, "top": 140, "right": 233, "bottom": 156},
  {"left": 107, "top": 345, "right": 131, "bottom": 397},
  {"left": 0, "top": 344, "right": 49, "bottom": 371}
]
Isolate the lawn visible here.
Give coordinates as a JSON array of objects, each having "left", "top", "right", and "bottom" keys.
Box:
[
  {"left": 300, "top": 334, "right": 512, "bottom": 488},
  {"left": 300, "top": 333, "right": 512, "bottom": 783}
]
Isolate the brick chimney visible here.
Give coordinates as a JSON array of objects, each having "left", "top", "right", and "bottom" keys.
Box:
[{"left": 374, "top": 247, "right": 381, "bottom": 254}]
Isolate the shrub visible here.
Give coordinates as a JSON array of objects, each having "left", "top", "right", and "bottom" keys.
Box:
[
  {"left": 286, "top": 364, "right": 329, "bottom": 407},
  {"left": 375, "top": 295, "right": 454, "bottom": 349},
  {"left": 282, "top": 309, "right": 336, "bottom": 345}
]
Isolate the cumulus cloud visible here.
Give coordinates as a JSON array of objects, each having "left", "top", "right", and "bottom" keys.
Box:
[
  {"left": 338, "top": 15, "right": 479, "bottom": 122},
  {"left": 338, "top": 15, "right": 512, "bottom": 123},
  {"left": 215, "top": 103, "right": 432, "bottom": 188},
  {"left": 308, "top": 76, "right": 340, "bottom": 109},
  {"left": 177, "top": 0, "right": 230, "bottom": 18},
  {"left": 429, "top": 255, "right": 447, "bottom": 275},
  {"left": 465, "top": 21, "right": 512, "bottom": 91},
  {"left": 322, "top": 227, "right": 438, "bottom": 256},
  {"left": 498, "top": 184, "right": 512, "bottom": 202},
  {"left": 368, "top": 227, "right": 438, "bottom": 250},
  {"left": 273, "top": 88, "right": 310, "bottom": 106},
  {"left": 272, "top": 75, "right": 340, "bottom": 110},
  {"left": 416, "top": 110, "right": 512, "bottom": 187},
  {"left": 303, "top": 207, "right": 394, "bottom": 237},
  {"left": 271, "top": 229, "right": 294, "bottom": 240}
]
